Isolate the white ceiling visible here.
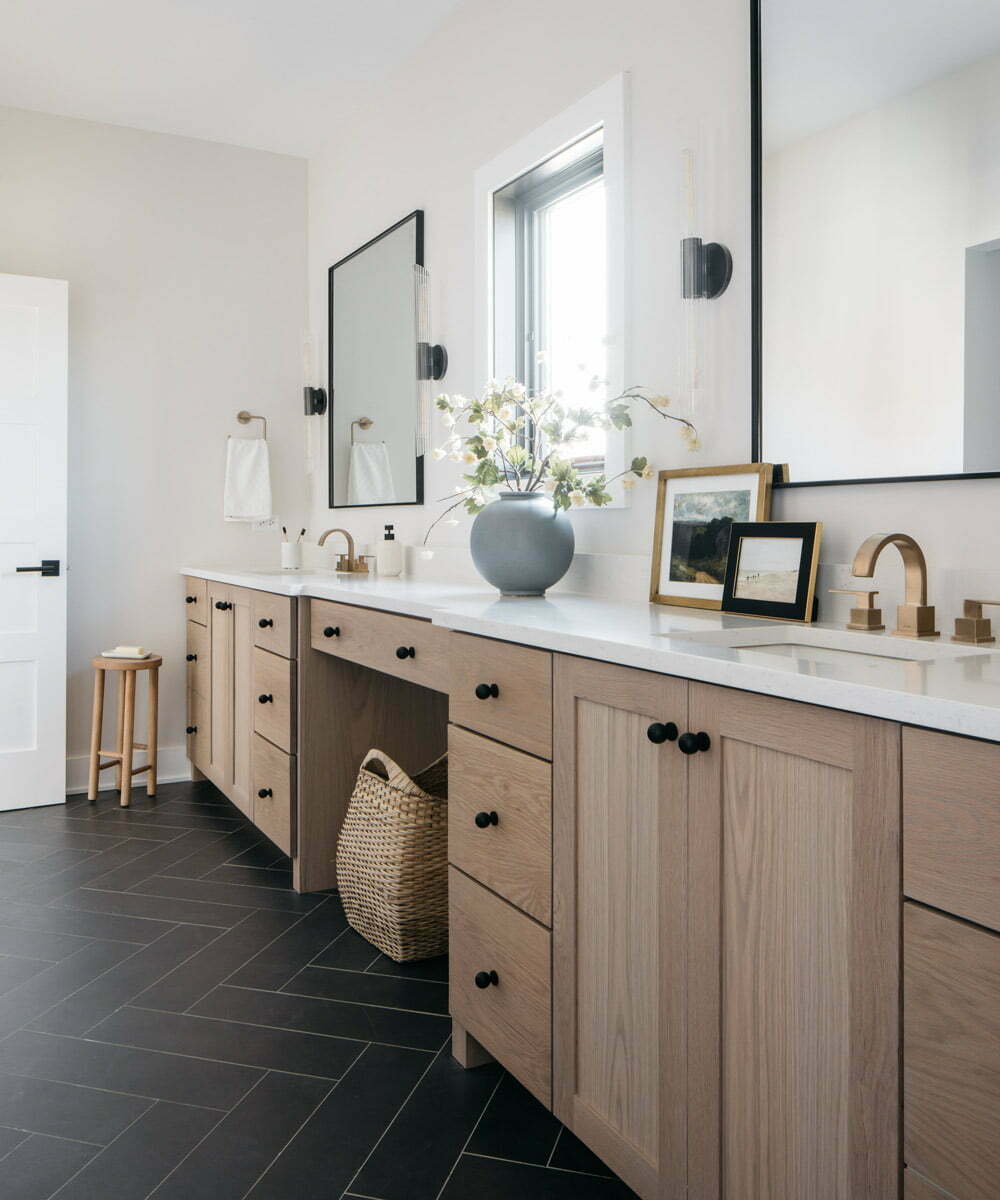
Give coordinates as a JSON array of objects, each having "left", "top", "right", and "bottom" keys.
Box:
[
  {"left": 763, "top": 0, "right": 1000, "bottom": 152},
  {"left": 0, "top": 0, "right": 465, "bottom": 156}
]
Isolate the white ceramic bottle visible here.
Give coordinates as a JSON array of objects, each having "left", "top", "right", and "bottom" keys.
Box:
[{"left": 376, "top": 524, "right": 403, "bottom": 577}]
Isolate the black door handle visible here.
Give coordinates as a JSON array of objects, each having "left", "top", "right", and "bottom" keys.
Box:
[
  {"left": 186, "top": 725, "right": 197, "bottom": 735},
  {"left": 475, "top": 683, "right": 500, "bottom": 700},
  {"left": 678, "top": 731, "right": 711, "bottom": 755},
  {"left": 647, "top": 722, "right": 678, "bottom": 744},
  {"left": 258, "top": 788, "right": 273, "bottom": 799},
  {"left": 258, "top": 694, "right": 273, "bottom": 704},
  {"left": 258, "top": 618, "right": 274, "bottom": 628},
  {"left": 474, "top": 811, "right": 499, "bottom": 828},
  {"left": 215, "top": 600, "right": 232, "bottom": 611},
  {"left": 474, "top": 970, "right": 499, "bottom": 989},
  {"left": 185, "top": 595, "right": 197, "bottom": 604},
  {"left": 16, "top": 560, "right": 60, "bottom": 577},
  {"left": 396, "top": 646, "right": 415, "bottom": 659},
  {"left": 186, "top": 653, "right": 197, "bottom": 662},
  {"left": 323, "top": 626, "right": 340, "bottom": 638}
]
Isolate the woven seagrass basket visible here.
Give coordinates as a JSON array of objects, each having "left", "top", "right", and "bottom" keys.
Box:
[{"left": 335, "top": 748, "right": 448, "bottom": 962}]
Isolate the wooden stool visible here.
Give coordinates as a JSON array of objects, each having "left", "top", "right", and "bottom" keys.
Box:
[{"left": 87, "top": 655, "right": 162, "bottom": 806}]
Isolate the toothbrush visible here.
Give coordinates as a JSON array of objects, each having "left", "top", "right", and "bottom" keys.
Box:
[
  {"left": 281, "top": 526, "right": 288, "bottom": 542},
  {"left": 296, "top": 528, "right": 306, "bottom": 544}
]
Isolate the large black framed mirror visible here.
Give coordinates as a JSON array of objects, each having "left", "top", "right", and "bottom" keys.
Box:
[
  {"left": 752, "top": 1, "right": 1000, "bottom": 487},
  {"left": 328, "top": 210, "right": 425, "bottom": 508}
]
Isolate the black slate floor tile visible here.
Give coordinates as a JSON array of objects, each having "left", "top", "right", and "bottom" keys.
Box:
[
  {"left": 133, "top": 909, "right": 302, "bottom": 1012},
  {"left": 191, "top": 984, "right": 450, "bottom": 1052},
  {"left": 90, "top": 1004, "right": 361, "bottom": 1079},
  {"left": 440, "top": 1154, "right": 640, "bottom": 1198},
  {"left": 0, "top": 1131, "right": 98, "bottom": 1199},
  {"left": 0, "top": 1029, "right": 261, "bottom": 1110},
  {"left": 0, "top": 1071, "right": 151, "bottom": 1143},
  {"left": 286, "top": 965, "right": 449, "bottom": 1015},
  {"left": 351, "top": 1042, "right": 503, "bottom": 1200},
  {"left": 202, "top": 864, "right": 293, "bottom": 889},
  {"left": 0, "top": 899, "right": 176, "bottom": 945},
  {"left": 158, "top": 827, "right": 270, "bottom": 880},
  {"left": 0, "top": 1123, "right": 31, "bottom": 1157},
  {"left": 94, "top": 809, "right": 246, "bottom": 834},
  {"left": 81, "top": 830, "right": 232, "bottom": 892},
  {"left": 11, "top": 839, "right": 181, "bottom": 904},
  {"left": 467, "top": 1072, "right": 561, "bottom": 1166},
  {"left": 366, "top": 953, "right": 449, "bottom": 983},
  {"left": 225, "top": 843, "right": 290, "bottom": 870},
  {"left": 0, "top": 824, "right": 132, "bottom": 852},
  {"left": 0, "top": 954, "right": 55, "bottom": 996},
  {"left": 0, "top": 925, "right": 93, "bottom": 963},
  {"left": 549, "top": 1127, "right": 618, "bottom": 1178},
  {"left": 51, "top": 885, "right": 256, "bottom": 928},
  {"left": 311, "top": 927, "right": 383, "bottom": 971},
  {"left": 49, "top": 1100, "right": 222, "bottom": 1200},
  {"left": 28, "top": 924, "right": 222, "bottom": 1035},
  {"left": 128, "top": 874, "right": 322, "bottom": 914},
  {"left": 149, "top": 1071, "right": 333, "bottom": 1200},
  {"left": 244, "top": 1044, "right": 432, "bottom": 1199},
  {"left": 225, "top": 899, "right": 347, "bottom": 990}
]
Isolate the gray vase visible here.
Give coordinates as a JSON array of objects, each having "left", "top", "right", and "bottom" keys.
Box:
[{"left": 470, "top": 490, "right": 575, "bottom": 596}]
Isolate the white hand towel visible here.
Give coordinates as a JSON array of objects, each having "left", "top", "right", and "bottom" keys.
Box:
[
  {"left": 224, "top": 437, "right": 272, "bottom": 522},
  {"left": 348, "top": 442, "right": 396, "bottom": 505}
]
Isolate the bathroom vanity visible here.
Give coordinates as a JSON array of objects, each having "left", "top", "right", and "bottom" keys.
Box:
[{"left": 182, "top": 567, "right": 999, "bottom": 1200}]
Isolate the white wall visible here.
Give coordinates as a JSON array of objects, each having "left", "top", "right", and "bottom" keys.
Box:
[{"left": 0, "top": 106, "right": 308, "bottom": 790}]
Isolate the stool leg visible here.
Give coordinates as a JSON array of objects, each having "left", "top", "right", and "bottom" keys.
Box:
[
  {"left": 87, "top": 669, "right": 105, "bottom": 802},
  {"left": 146, "top": 666, "right": 159, "bottom": 797},
  {"left": 120, "top": 670, "right": 136, "bottom": 808},
  {"left": 115, "top": 673, "right": 126, "bottom": 792}
]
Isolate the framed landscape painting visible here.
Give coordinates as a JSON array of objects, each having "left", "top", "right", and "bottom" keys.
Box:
[
  {"left": 649, "top": 463, "right": 774, "bottom": 609},
  {"left": 721, "top": 521, "right": 823, "bottom": 623}
]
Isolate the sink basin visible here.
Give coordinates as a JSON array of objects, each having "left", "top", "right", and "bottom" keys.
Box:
[{"left": 665, "top": 624, "right": 996, "bottom": 663}]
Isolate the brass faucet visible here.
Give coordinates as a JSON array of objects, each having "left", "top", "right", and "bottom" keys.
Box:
[
  {"left": 317, "top": 528, "right": 369, "bottom": 574},
  {"left": 851, "top": 532, "right": 938, "bottom": 638}
]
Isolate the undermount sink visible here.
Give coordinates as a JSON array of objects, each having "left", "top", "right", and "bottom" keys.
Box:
[{"left": 665, "top": 624, "right": 996, "bottom": 663}]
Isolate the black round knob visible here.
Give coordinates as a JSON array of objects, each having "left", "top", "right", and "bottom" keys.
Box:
[
  {"left": 474, "top": 970, "right": 499, "bottom": 989},
  {"left": 258, "top": 618, "right": 273, "bottom": 628},
  {"left": 647, "top": 722, "right": 678, "bottom": 745},
  {"left": 474, "top": 811, "right": 499, "bottom": 828},
  {"left": 185, "top": 595, "right": 196, "bottom": 604},
  {"left": 258, "top": 693, "right": 273, "bottom": 704},
  {"left": 475, "top": 683, "right": 500, "bottom": 700},
  {"left": 323, "top": 626, "right": 340, "bottom": 638},
  {"left": 258, "top": 788, "right": 273, "bottom": 799},
  {"left": 678, "top": 731, "right": 711, "bottom": 755},
  {"left": 186, "top": 653, "right": 197, "bottom": 662},
  {"left": 215, "top": 600, "right": 231, "bottom": 611},
  {"left": 186, "top": 725, "right": 197, "bottom": 735},
  {"left": 395, "top": 645, "right": 415, "bottom": 659}
]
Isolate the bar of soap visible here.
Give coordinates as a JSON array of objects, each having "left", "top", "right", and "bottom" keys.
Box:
[{"left": 111, "top": 645, "right": 149, "bottom": 658}]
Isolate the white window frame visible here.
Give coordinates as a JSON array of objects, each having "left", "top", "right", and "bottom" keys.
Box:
[{"left": 474, "top": 74, "right": 630, "bottom": 506}]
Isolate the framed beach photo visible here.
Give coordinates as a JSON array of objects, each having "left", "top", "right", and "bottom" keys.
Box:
[
  {"left": 649, "top": 464, "right": 775, "bottom": 609},
  {"left": 721, "top": 521, "right": 823, "bottom": 623}
]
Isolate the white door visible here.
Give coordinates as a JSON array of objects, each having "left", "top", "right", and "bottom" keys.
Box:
[{"left": 0, "top": 274, "right": 68, "bottom": 810}]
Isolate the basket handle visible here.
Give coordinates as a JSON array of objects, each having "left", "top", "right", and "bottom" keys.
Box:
[{"left": 360, "top": 748, "right": 422, "bottom": 794}]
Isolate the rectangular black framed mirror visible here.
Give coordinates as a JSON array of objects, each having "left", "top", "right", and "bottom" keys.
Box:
[
  {"left": 328, "top": 209, "right": 425, "bottom": 508},
  {"left": 752, "top": 1, "right": 1000, "bottom": 488}
]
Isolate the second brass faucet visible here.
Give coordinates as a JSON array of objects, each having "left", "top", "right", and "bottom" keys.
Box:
[
  {"left": 851, "top": 532, "right": 937, "bottom": 638},
  {"left": 317, "top": 528, "right": 369, "bottom": 574}
]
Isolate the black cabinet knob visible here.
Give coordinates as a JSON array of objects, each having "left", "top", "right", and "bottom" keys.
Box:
[
  {"left": 474, "top": 970, "right": 499, "bottom": 989},
  {"left": 475, "top": 683, "right": 500, "bottom": 700},
  {"left": 215, "top": 600, "right": 232, "bottom": 611},
  {"left": 395, "top": 646, "right": 415, "bottom": 659},
  {"left": 186, "top": 653, "right": 197, "bottom": 662},
  {"left": 185, "top": 595, "right": 197, "bottom": 604},
  {"left": 186, "top": 725, "right": 197, "bottom": 735},
  {"left": 647, "top": 722, "right": 678, "bottom": 744},
  {"left": 474, "top": 810, "right": 499, "bottom": 828},
  {"left": 323, "top": 626, "right": 340, "bottom": 638},
  {"left": 258, "top": 693, "right": 273, "bottom": 704},
  {"left": 678, "top": 731, "right": 711, "bottom": 755},
  {"left": 258, "top": 618, "right": 274, "bottom": 628},
  {"left": 258, "top": 788, "right": 273, "bottom": 799}
]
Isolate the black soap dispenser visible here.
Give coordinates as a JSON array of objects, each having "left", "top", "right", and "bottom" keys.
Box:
[{"left": 376, "top": 524, "right": 402, "bottom": 577}]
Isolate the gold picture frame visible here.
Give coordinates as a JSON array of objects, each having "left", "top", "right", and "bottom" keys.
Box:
[{"left": 649, "top": 463, "right": 775, "bottom": 610}]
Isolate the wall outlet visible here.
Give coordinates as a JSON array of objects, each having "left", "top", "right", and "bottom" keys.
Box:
[{"left": 253, "top": 516, "right": 281, "bottom": 532}]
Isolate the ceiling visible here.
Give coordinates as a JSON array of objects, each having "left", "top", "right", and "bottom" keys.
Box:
[
  {"left": 0, "top": 0, "right": 465, "bottom": 156},
  {"left": 763, "top": 0, "right": 1000, "bottom": 152}
]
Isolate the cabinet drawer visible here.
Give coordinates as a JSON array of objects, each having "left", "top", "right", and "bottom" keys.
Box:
[
  {"left": 253, "top": 592, "right": 296, "bottom": 659},
  {"left": 186, "top": 690, "right": 209, "bottom": 771},
  {"left": 904, "top": 902, "right": 1000, "bottom": 1200},
  {"left": 251, "top": 733, "right": 294, "bottom": 856},
  {"left": 449, "top": 866, "right": 551, "bottom": 1106},
  {"left": 903, "top": 727, "right": 1000, "bottom": 930},
  {"left": 252, "top": 647, "right": 295, "bottom": 754},
  {"left": 448, "top": 633, "right": 552, "bottom": 759},
  {"left": 448, "top": 726, "right": 551, "bottom": 925},
  {"left": 310, "top": 598, "right": 448, "bottom": 693},
  {"left": 185, "top": 620, "right": 208, "bottom": 696},
  {"left": 183, "top": 576, "right": 208, "bottom": 625}
]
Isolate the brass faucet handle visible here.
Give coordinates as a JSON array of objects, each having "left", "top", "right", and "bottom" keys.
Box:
[
  {"left": 828, "top": 588, "right": 884, "bottom": 631},
  {"left": 952, "top": 599, "right": 1000, "bottom": 645}
]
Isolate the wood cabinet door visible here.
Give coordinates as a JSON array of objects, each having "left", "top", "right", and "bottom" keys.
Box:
[
  {"left": 207, "top": 582, "right": 234, "bottom": 791},
  {"left": 552, "top": 655, "right": 689, "bottom": 1200},
  {"left": 229, "top": 586, "right": 254, "bottom": 817},
  {"left": 687, "top": 684, "right": 900, "bottom": 1200}
]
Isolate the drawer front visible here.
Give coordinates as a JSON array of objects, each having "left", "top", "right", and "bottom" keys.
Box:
[
  {"left": 186, "top": 690, "right": 209, "bottom": 772},
  {"left": 252, "top": 647, "right": 295, "bottom": 754},
  {"left": 449, "top": 866, "right": 551, "bottom": 1106},
  {"left": 310, "top": 598, "right": 448, "bottom": 693},
  {"left": 185, "top": 620, "right": 209, "bottom": 697},
  {"left": 904, "top": 1172, "right": 952, "bottom": 1200},
  {"left": 183, "top": 576, "right": 208, "bottom": 625},
  {"left": 903, "top": 727, "right": 1000, "bottom": 930},
  {"left": 448, "top": 633, "right": 552, "bottom": 759},
  {"left": 904, "top": 902, "right": 1000, "bottom": 1200},
  {"left": 448, "top": 725, "right": 552, "bottom": 925},
  {"left": 253, "top": 592, "right": 296, "bottom": 659},
  {"left": 251, "top": 733, "right": 294, "bottom": 856}
]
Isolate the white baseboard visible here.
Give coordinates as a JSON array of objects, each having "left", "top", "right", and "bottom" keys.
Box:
[{"left": 65, "top": 745, "right": 194, "bottom": 796}]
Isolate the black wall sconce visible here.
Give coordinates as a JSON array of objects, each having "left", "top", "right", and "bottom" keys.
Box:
[
  {"left": 681, "top": 236, "right": 732, "bottom": 299},
  {"left": 417, "top": 342, "right": 448, "bottom": 381},
  {"left": 303, "top": 386, "right": 328, "bottom": 416}
]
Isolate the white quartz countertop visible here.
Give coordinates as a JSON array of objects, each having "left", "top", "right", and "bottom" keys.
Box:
[{"left": 182, "top": 566, "right": 1000, "bottom": 742}]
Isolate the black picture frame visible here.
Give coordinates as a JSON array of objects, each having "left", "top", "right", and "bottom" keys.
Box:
[
  {"left": 327, "top": 209, "right": 425, "bottom": 509},
  {"left": 749, "top": 0, "right": 1000, "bottom": 490},
  {"left": 721, "top": 520, "right": 822, "bottom": 623}
]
